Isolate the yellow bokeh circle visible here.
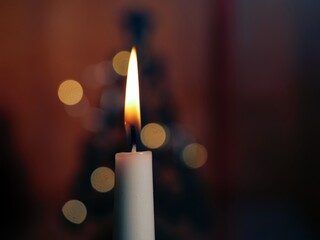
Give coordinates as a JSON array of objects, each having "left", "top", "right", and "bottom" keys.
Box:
[
  {"left": 141, "top": 123, "right": 168, "bottom": 149},
  {"left": 182, "top": 143, "right": 208, "bottom": 169},
  {"left": 91, "top": 167, "right": 115, "bottom": 193},
  {"left": 112, "top": 51, "right": 130, "bottom": 76},
  {"left": 58, "top": 80, "right": 83, "bottom": 105},
  {"left": 62, "top": 199, "right": 87, "bottom": 224}
]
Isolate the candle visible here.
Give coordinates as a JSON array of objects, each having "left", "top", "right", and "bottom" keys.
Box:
[{"left": 114, "top": 47, "right": 155, "bottom": 240}]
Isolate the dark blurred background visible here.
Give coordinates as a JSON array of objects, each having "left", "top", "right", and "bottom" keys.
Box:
[{"left": 0, "top": 0, "right": 319, "bottom": 239}]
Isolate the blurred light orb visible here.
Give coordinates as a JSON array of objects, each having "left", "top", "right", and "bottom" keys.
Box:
[
  {"left": 182, "top": 143, "right": 208, "bottom": 169},
  {"left": 91, "top": 167, "right": 115, "bottom": 193},
  {"left": 62, "top": 200, "right": 87, "bottom": 224},
  {"left": 58, "top": 80, "right": 83, "bottom": 105},
  {"left": 141, "top": 123, "right": 168, "bottom": 149},
  {"left": 112, "top": 51, "right": 130, "bottom": 76}
]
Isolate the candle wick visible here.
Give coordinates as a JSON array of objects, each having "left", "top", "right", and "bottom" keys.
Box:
[
  {"left": 128, "top": 125, "right": 139, "bottom": 152},
  {"left": 131, "top": 144, "right": 137, "bottom": 152}
]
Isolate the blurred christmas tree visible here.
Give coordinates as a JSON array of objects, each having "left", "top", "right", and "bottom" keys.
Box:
[{"left": 62, "top": 10, "right": 212, "bottom": 240}]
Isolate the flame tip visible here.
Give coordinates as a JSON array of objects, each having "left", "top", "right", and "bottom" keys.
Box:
[{"left": 131, "top": 47, "right": 137, "bottom": 55}]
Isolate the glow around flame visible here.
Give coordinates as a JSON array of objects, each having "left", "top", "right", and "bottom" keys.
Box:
[{"left": 124, "top": 47, "right": 141, "bottom": 131}]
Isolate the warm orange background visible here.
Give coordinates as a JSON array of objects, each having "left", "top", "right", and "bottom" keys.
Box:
[
  {"left": 0, "top": 1, "right": 212, "bottom": 238},
  {"left": 1, "top": 0, "right": 320, "bottom": 239}
]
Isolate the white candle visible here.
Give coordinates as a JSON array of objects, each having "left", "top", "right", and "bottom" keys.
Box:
[
  {"left": 114, "top": 150, "right": 155, "bottom": 240},
  {"left": 114, "top": 47, "right": 155, "bottom": 240}
]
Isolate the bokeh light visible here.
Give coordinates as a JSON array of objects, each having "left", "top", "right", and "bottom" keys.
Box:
[
  {"left": 141, "top": 123, "right": 168, "bottom": 149},
  {"left": 91, "top": 167, "right": 115, "bottom": 193},
  {"left": 112, "top": 51, "right": 130, "bottom": 76},
  {"left": 182, "top": 143, "right": 208, "bottom": 169},
  {"left": 58, "top": 80, "right": 83, "bottom": 105},
  {"left": 62, "top": 199, "right": 87, "bottom": 224}
]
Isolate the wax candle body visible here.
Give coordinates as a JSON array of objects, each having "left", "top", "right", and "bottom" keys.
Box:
[{"left": 114, "top": 151, "right": 155, "bottom": 240}]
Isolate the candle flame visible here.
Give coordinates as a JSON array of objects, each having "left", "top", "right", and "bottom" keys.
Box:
[{"left": 124, "top": 47, "right": 141, "bottom": 133}]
